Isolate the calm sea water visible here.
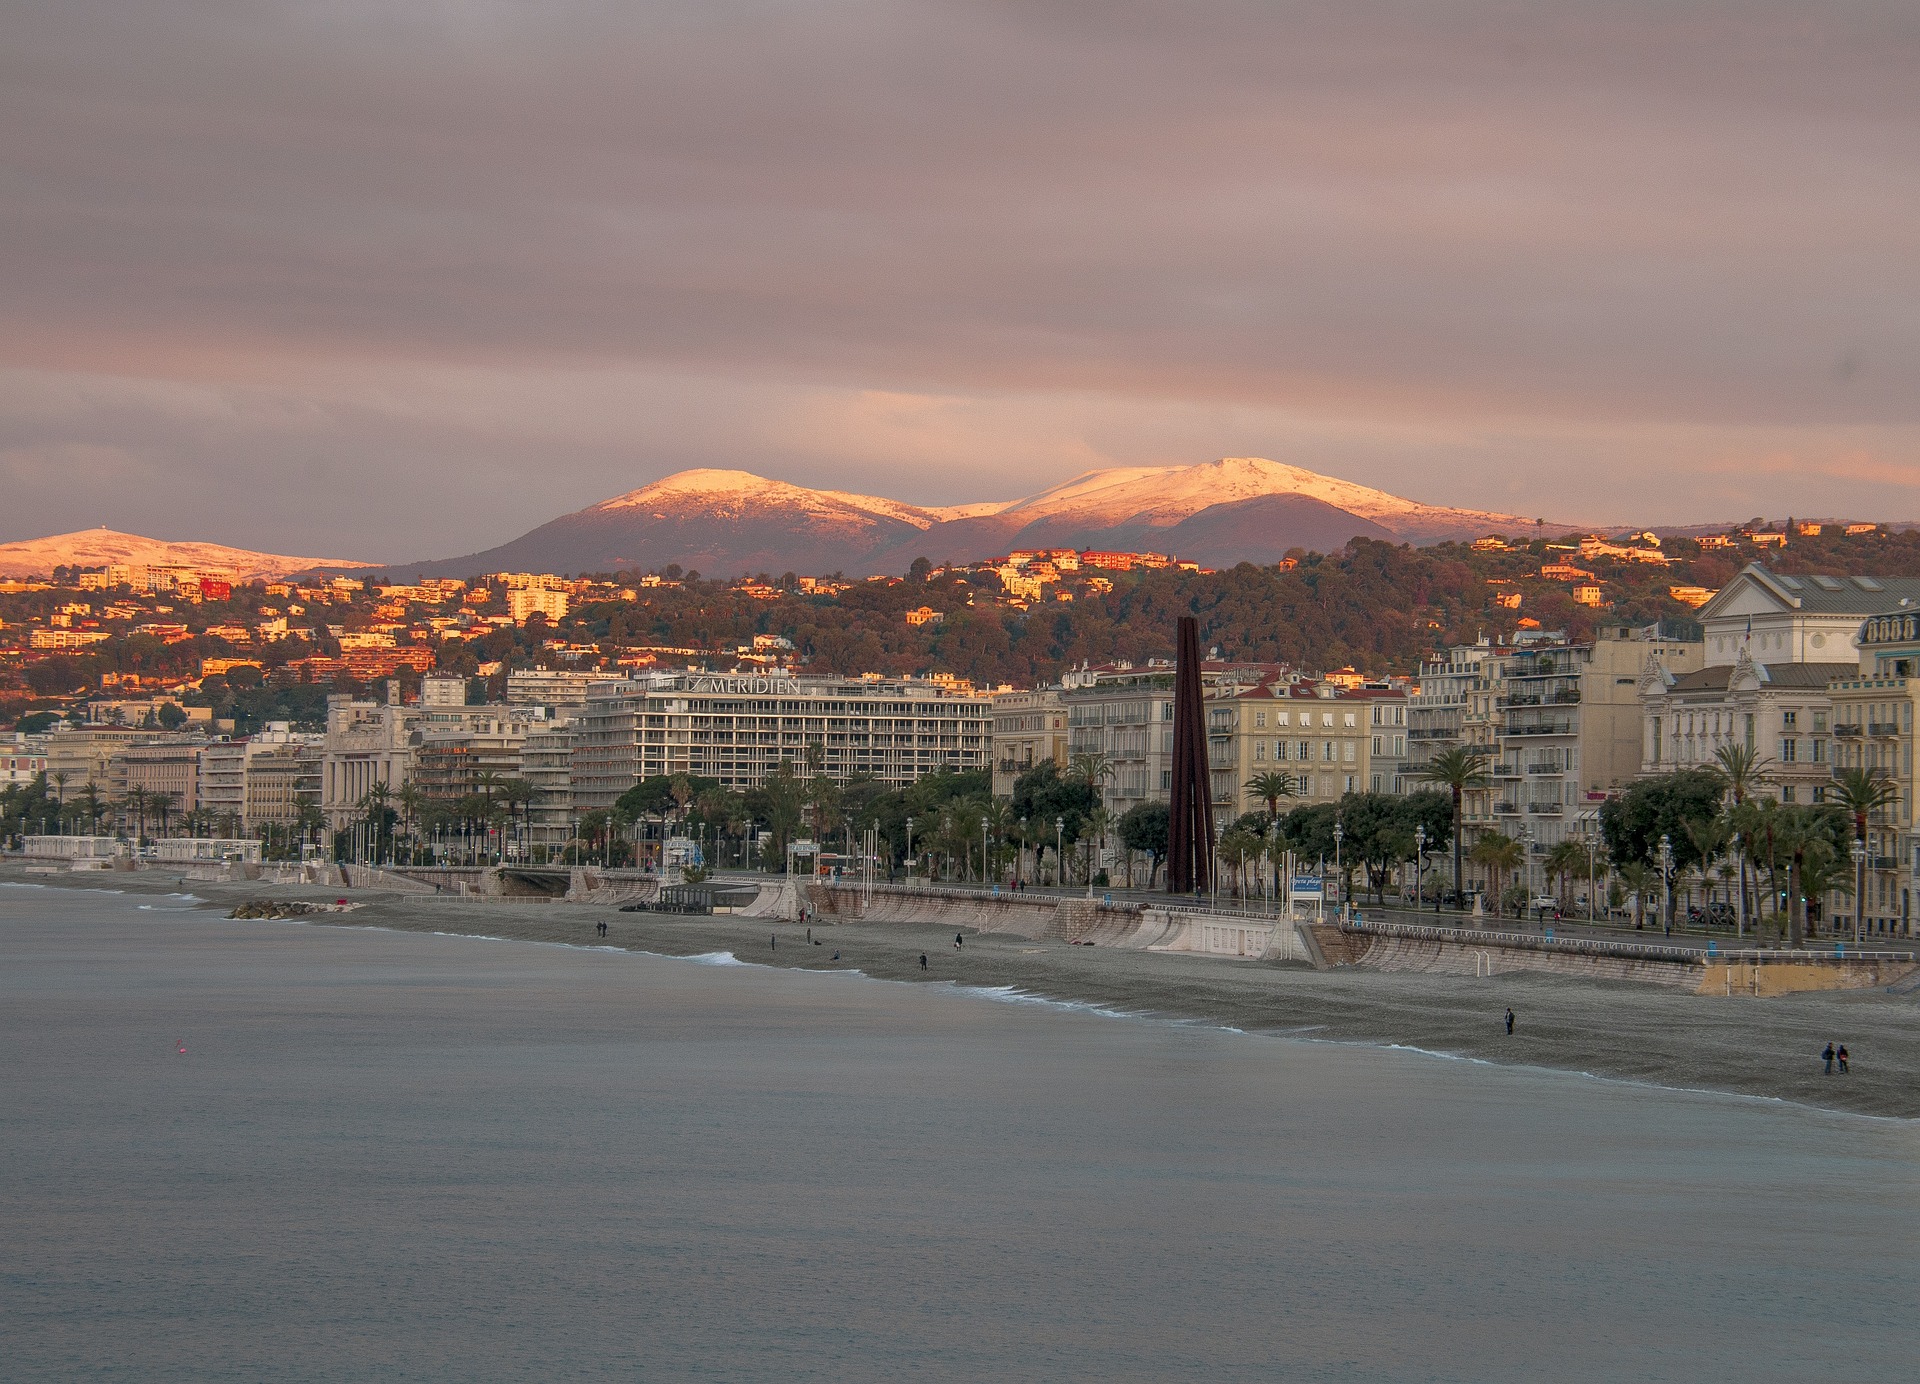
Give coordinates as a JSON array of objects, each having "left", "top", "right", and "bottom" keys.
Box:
[{"left": 3, "top": 884, "right": 1916, "bottom": 1382}]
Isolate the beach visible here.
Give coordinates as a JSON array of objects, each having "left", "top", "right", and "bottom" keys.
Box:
[{"left": 11, "top": 867, "right": 1915, "bottom": 1119}]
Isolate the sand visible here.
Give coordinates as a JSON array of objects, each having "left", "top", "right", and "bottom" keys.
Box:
[{"left": 11, "top": 867, "right": 1916, "bottom": 1120}]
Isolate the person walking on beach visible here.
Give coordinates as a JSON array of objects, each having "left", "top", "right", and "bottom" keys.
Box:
[
  {"left": 1822, "top": 1043, "right": 1835, "bottom": 1075},
  {"left": 955, "top": 932, "right": 964, "bottom": 950},
  {"left": 919, "top": 953, "right": 928, "bottom": 970},
  {"left": 1837, "top": 1045, "right": 1850, "bottom": 1074},
  {"left": 771, "top": 934, "right": 777, "bottom": 951},
  {"left": 1504, "top": 1008, "right": 1515, "bottom": 1036}
]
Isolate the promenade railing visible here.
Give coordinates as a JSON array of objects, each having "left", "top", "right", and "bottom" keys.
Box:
[{"left": 1337, "top": 915, "right": 1916, "bottom": 965}]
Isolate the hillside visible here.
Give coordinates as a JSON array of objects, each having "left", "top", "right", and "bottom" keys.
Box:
[{"left": 0, "top": 528, "right": 375, "bottom": 581}]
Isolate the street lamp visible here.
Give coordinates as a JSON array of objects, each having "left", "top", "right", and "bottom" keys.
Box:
[
  {"left": 1658, "top": 833, "right": 1674, "bottom": 937},
  {"left": 1414, "top": 824, "right": 1426, "bottom": 915},
  {"left": 905, "top": 817, "right": 914, "bottom": 882},
  {"left": 1731, "top": 830, "right": 1744, "bottom": 938},
  {"left": 1851, "top": 835, "right": 1867, "bottom": 945},
  {"left": 1055, "top": 816, "right": 1065, "bottom": 890},
  {"left": 1019, "top": 816, "right": 1027, "bottom": 885},
  {"left": 1332, "top": 820, "right": 1344, "bottom": 923},
  {"left": 981, "top": 814, "right": 990, "bottom": 888}
]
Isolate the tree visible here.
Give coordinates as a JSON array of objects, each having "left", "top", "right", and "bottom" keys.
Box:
[
  {"left": 1410, "top": 747, "right": 1490, "bottom": 910},
  {"left": 1599, "top": 768, "right": 1725, "bottom": 928},
  {"left": 1010, "top": 761, "right": 1097, "bottom": 876},
  {"left": 1542, "top": 838, "right": 1591, "bottom": 911},
  {"left": 1069, "top": 750, "right": 1115, "bottom": 802},
  {"left": 1712, "top": 742, "right": 1772, "bottom": 806},
  {"left": 1245, "top": 770, "right": 1298, "bottom": 822},
  {"left": 1829, "top": 765, "right": 1900, "bottom": 846},
  {"left": 1336, "top": 792, "right": 1416, "bottom": 904},
  {"left": 1615, "top": 860, "right": 1654, "bottom": 928},
  {"left": 1469, "top": 832, "right": 1524, "bottom": 918},
  {"left": 1118, "top": 802, "right": 1170, "bottom": 888}
]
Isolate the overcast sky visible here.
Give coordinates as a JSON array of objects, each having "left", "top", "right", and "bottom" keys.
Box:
[{"left": 4, "top": 1, "right": 1917, "bottom": 559}]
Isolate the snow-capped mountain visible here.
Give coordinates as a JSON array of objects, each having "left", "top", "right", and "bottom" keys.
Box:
[
  {"left": 377, "top": 458, "right": 1562, "bottom": 579},
  {"left": 0, "top": 528, "right": 375, "bottom": 581}
]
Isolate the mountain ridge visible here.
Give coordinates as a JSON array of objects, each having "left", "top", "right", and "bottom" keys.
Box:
[
  {"left": 376, "top": 456, "right": 1569, "bottom": 579},
  {"left": 0, "top": 528, "right": 377, "bottom": 581}
]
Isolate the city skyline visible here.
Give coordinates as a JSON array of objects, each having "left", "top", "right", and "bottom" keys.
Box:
[{"left": 6, "top": 5, "right": 1919, "bottom": 557}]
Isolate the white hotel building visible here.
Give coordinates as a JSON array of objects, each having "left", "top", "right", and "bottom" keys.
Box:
[{"left": 569, "top": 673, "right": 994, "bottom": 810}]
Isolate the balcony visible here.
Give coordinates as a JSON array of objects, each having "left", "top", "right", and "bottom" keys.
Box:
[
  {"left": 1547, "top": 690, "right": 1583, "bottom": 705},
  {"left": 1493, "top": 801, "right": 1521, "bottom": 816},
  {"left": 1506, "top": 722, "right": 1573, "bottom": 736},
  {"left": 1870, "top": 855, "right": 1899, "bottom": 871},
  {"left": 1527, "top": 802, "right": 1563, "bottom": 815},
  {"left": 1868, "top": 723, "right": 1903, "bottom": 737},
  {"left": 1526, "top": 763, "right": 1565, "bottom": 775},
  {"left": 1497, "top": 694, "right": 1542, "bottom": 708},
  {"left": 1491, "top": 764, "right": 1522, "bottom": 778},
  {"left": 1408, "top": 728, "right": 1457, "bottom": 741},
  {"left": 1833, "top": 725, "right": 1861, "bottom": 738}
]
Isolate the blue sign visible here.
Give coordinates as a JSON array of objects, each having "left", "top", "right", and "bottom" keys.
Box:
[{"left": 1291, "top": 877, "right": 1323, "bottom": 896}]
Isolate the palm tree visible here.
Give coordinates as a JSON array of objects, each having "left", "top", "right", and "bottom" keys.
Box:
[
  {"left": 1713, "top": 743, "right": 1772, "bottom": 930},
  {"left": 1245, "top": 770, "right": 1298, "bottom": 823},
  {"left": 149, "top": 790, "right": 178, "bottom": 840},
  {"left": 1681, "top": 813, "right": 1731, "bottom": 928},
  {"left": 1829, "top": 765, "right": 1900, "bottom": 847},
  {"left": 1411, "top": 746, "right": 1490, "bottom": 911},
  {"left": 1070, "top": 750, "right": 1115, "bottom": 809},
  {"left": 1712, "top": 742, "right": 1772, "bottom": 806},
  {"left": 125, "top": 785, "right": 150, "bottom": 844},
  {"left": 1542, "top": 839, "right": 1589, "bottom": 912},
  {"left": 1615, "top": 860, "right": 1654, "bottom": 929},
  {"left": 1469, "top": 831, "right": 1523, "bottom": 918}
]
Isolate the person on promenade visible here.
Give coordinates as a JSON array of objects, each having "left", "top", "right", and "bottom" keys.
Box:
[
  {"left": 919, "top": 953, "right": 927, "bottom": 969},
  {"left": 1822, "top": 1043, "right": 1835, "bottom": 1074},
  {"left": 1504, "top": 1008, "right": 1515, "bottom": 1036},
  {"left": 1837, "top": 1045, "right": 1850, "bottom": 1074}
]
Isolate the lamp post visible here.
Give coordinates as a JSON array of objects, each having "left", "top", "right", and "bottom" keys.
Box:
[
  {"left": 905, "top": 817, "right": 914, "bottom": 882},
  {"left": 1658, "top": 833, "right": 1674, "bottom": 937},
  {"left": 1851, "top": 835, "right": 1867, "bottom": 944},
  {"left": 1518, "top": 821, "right": 1533, "bottom": 922},
  {"left": 1332, "top": 820, "right": 1345, "bottom": 923},
  {"left": 1732, "top": 830, "right": 1744, "bottom": 938},
  {"left": 1055, "top": 816, "right": 1065, "bottom": 891},
  {"left": 981, "top": 814, "right": 990, "bottom": 889},
  {"left": 1414, "top": 824, "right": 1426, "bottom": 916}
]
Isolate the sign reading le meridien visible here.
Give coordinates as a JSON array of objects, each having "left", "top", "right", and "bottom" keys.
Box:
[{"left": 686, "top": 676, "right": 802, "bottom": 695}]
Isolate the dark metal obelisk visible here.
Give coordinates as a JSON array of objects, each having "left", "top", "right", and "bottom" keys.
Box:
[{"left": 1166, "top": 615, "right": 1214, "bottom": 895}]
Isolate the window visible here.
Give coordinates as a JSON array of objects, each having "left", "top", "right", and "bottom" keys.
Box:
[
  {"left": 1299, "top": 740, "right": 1311, "bottom": 762},
  {"left": 1276, "top": 711, "right": 1290, "bottom": 727},
  {"left": 1323, "top": 741, "right": 1336, "bottom": 762},
  {"left": 1780, "top": 738, "right": 1797, "bottom": 763},
  {"left": 1813, "top": 712, "right": 1828, "bottom": 732},
  {"left": 1322, "top": 713, "right": 1335, "bottom": 728},
  {"left": 1782, "top": 710, "right": 1797, "bottom": 729},
  {"left": 1344, "top": 775, "right": 1357, "bottom": 793},
  {"left": 1273, "top": 741, "right": 1288, "bottom": 762},
  {"left": 1254, "top": 742, "right": 1266, "bottom": 761},
  {"left": 1343, "top": 713, "right": 1357, "bottom": 728},
  {"left": 1812, "top": 739, "right": 1826, "bottom": 764},
  {"left": 1372, "top": 735, "right": 1383, "bottom": 755},
  {"left": 1254, "top": 711, "right": 1266, "bottom": 728},
  {"left": 1394, "top": 735, "right": 1405, "bottom": 756},
  {"left": 1343, "top": 741, "right": 1356, "bottom": 762},
  {"left": 1781, "top": 785, "right": 1797, "bottom": 803},
  {"left": 1371, "top": 774, "right": 1383, "bottom": 792}
]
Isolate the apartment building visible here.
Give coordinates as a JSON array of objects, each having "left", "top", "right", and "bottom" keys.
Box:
[
  {"left": 520, "top": 722, "right": 580, "bottom": 847},
  {"left": 1204, "top": 681, "right": 1408, "bottom": 817},
  {"left": 990, "top": 687, "right": 1068, "bottom": 798},
  {"left": 1060, "top": 662, "right": 1275, "bottom": 814},
  {"left": 569, "top": 672, "right": 994, "bottom": 811},
  {"left": 113, "top": 739, "right": 208, "bottom": 823},
  {"left": 1463, "top": 624, "right": 1704, "bottom": 854},
  {"left": 1824, "top": 612, "right": 1920, "bottom": 937}
]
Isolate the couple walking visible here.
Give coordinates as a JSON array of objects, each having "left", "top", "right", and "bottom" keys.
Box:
[{"left": 1822, "top": 1043, "right": 1851, "bottom": 1075}]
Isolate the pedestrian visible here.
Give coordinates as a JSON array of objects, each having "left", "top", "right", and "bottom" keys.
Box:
[
  {"left": 807, "top": 927, "right": 812, "bottom": 944},
  {"left": 955, "top": 932, "right": 964, "bottom": 950},
  {"left": 1822, "top": 1042, "right": 1834, "bottom": 1075},
  {"left": 831, "top": 950, "right": 840, "bottom": 961},
  {"left": 771, "top": 934, "right": 777, "bottom": 951},
  {"left": 1837, "top": 1045, "right": 1850, "bottom": 1074},
  {"left": 919, "top": 953, "right": 927, "bottom": 969},
  {"left": 1504, "top": 1008, "right": 1514, "bottom": 1036}
]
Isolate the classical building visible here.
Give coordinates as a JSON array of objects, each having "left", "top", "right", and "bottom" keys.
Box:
[
  {"left": 569, "top": 672, "right": 994, "bottom": 811},
  {"left": 1693, "top": 564, "right": 1920, "bottom": 669},
  {"left": 112, "top": 738, "right": 209, "bottom": 826},
  {"left": 1638, "top": 651, "right": 1846, "bottom": 804},
  {"left": 989, "top": 687, "right": 1067, "bottom": 798}
]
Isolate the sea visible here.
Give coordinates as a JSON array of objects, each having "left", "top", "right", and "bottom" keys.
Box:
[{"left": 3, "top": 883, "right": 1915, "bottom": 1382}]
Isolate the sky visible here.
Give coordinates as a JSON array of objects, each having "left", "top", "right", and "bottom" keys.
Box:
[{"left": 3, "top": 1, "right": 1918, "bottom": 561}]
